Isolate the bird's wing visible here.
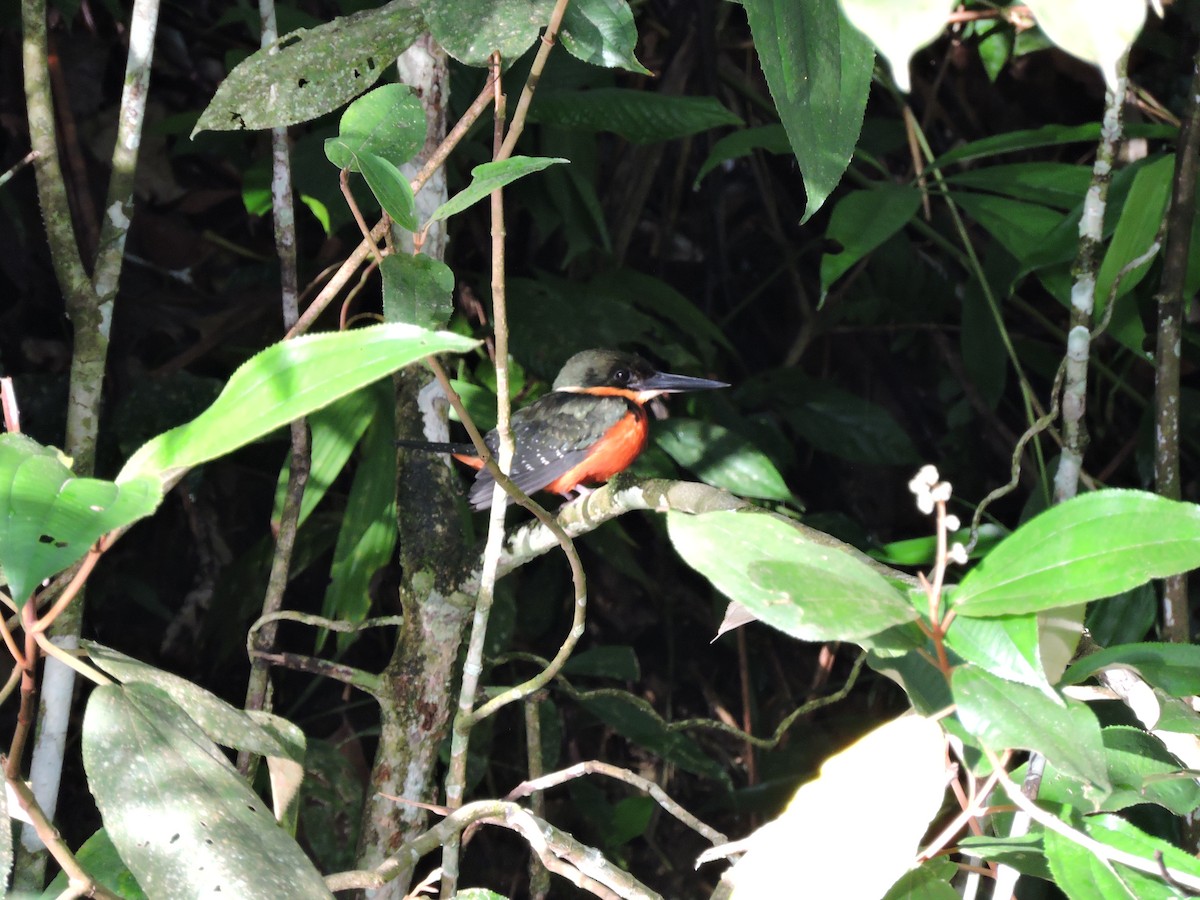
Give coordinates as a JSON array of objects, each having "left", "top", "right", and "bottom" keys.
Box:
[{"left": 468, "top": 393, "right": 631, "bottom": 509}]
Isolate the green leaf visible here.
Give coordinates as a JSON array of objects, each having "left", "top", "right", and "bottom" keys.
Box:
[
  {"left": 930, "top": 123, "right": 1177, "bottom": 170},
  {"left": 880, "top": 860, "right": 960, "bottom": 900},
  {"left": 118, "top": 325, "right": 478, "bottom": 488},
  {"left": 529, "top": 89, "right": 741, "bottom": 143},
  {"left": 944, "top": 613, "right": 1053, "bottom": 695},
  {"left": 667, "top": 510, "right": 917, "bottom": 641},
  {"left": 951, "top": 667, "right": 1109, "bottom": 790},
  {"left": 773, "top": 378, "right": 920, "bottom": 466},
  {"left": 381, "top": 253, "right": 455, "bottom": 330},
  {"left": 1045, "top": 827, "right": 1139, "bottom": 899},
  {"left": 1082, "top": 814, "right": 1200, "bottom": 893},
  {"left": 694, "top": 124, "right": 792, "bottom": 186},
  {"left": 82, "top": 684, "right": 333, "bottom": 899},
  {"left": 561, "top": 645, "right": 640, "bottom": 680},
  {"left": 323, "top": 382, "right": 397, "bottom": 640},
  {"left": 560, "top": 0, "right": 649, "bottom": 74},
  {"left": 1095, "top": 154, "right": 1172, "bottom": 318},
  {"left": 0, "top": 434, "right": 160, "bottom": 606},
  {"left": 952, "top": 192, "right": 1065, "bottom": 266},
  {"left": 820, "top": 185, "right": 922, "bottom": 298},
  {"left": 358, "top": 151, "right": 418, "bottom": 230},
  {"left": 575, "top": 689, "right": 730, "bottom": 786},
  {"left": 1098, "top": 726, "right": 1200, "bottom": 816},
  {"left": 953, "top": 491, "right": 1200, "bottom": 617},
  {"left": 945, "top": 162, "right": 1092, "bottom": 210},
  {"left": 1024, "top": 0, "right": 1146, "bottom": 89},
  {"left": 323, "top": 83, "right": 426, "bottom": 170},
  {"left": 41, "top": 830, "right": 147, "bottom": 900},
  {"left": 724, "top": 716, "right": 946, "bottom": 897},
  {"left": 453, "top": 891, "right": 509, "bottom": 900},
  {"left": 426, "top": 156, "right": 569, "bottom": 226},
  {"left": 276, "top": 388, "right": 378, "bottom": 527},
  {"left": 742, "top": 0, "right": 874, "bottom": 221},
  {"left": 654, "top": 419, "right": 794, "bottom": 503},
  {"left": 1062, "top": 642, "right": 1200, "bottom": 697},
  {"left": 85, "top": 643, "right": 307, "bottom": 787},
  {"left": 193, "top": 3, "right": 423, "bottom": 134},
  {"left": 424, "top": 0, "right": 554, "bottom": 65},
  {"left": 956, "top": 833, "right": 1052, "bottom": 881},
  {"left": 839, "top": 0, "right": 952, "bottom": 93}
]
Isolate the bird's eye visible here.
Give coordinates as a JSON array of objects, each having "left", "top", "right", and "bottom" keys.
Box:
[{"left": 612, "top": 368, "right": 631, "bottom": 385}]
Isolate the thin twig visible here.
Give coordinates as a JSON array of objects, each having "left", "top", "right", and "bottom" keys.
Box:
[
  {"left": 4, "top": 761, "right": 124, "bottom": 900},
  {"left": 506, "top": 760, "right": 728, "bottom": 845}
]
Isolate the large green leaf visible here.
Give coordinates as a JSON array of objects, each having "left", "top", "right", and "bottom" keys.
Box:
[
  {"left": 1044, "top": 828, "right": 1140, "bottom": 899},
  {"left": 323, "top": 83, "right": 427, "bottom": 171},
  {"left": 0, "top": 434, "right": 160, "bottom": 606},
  {"left": 820, "top": 185, "right": 922, "bottom": 298},
  {"left": 951, "top": 667, "right": 1109, "bottom": 791},
  {"left": 529, "top": 90, "right": 742, "bottom": 143},
  {"left": 952, "top": 491, "right": 1200, "bottom": 617},
  {"left": 951, "top": 192, "right": 1065, "bottom": 266},
  {"left": 930, "top": 123, "right": 1176, "bottom": 170},
  {"left": 82, "top": 683, "right": 333, "bottom": 899},
  {"left": 742, "top": 0, "right": 874, "bottom": 221},
  {"left": 944, "top": 612, "right": 1052, "bottom": 695},
  {"left": 193, "top": 2, "right": 424, "bottom": 134},
  {"left": 1062, "top": 642, "right": 1200, "bottom": 697},
  {"left": 1016, "top": 725, "right": 1200, "bottom": 817},
  {"left": 667, "top": 510, "right": 916, "bottom": 641},
  {"left": 323, "top": 381, "right": 397, "bottom": 639},
  {"left": 560, "top": 0, "right": 648, "bottom": 74},
  {"left": 118, "top": 325, "right": 477, "bottom": 487},
  {"left": 1095, "top": 154, "right": 1172, "bottom": 318},
  {"left": 839, "top": 0, "right": 952, "bottom": 92},
  {"left": 945, "top": 162, "right": 1092, "bottom": 211},
  {"left": 654, "top": 419, "right": 794, "bottom": 503},
  {"left": 424, "top": 0, "right": 554, "bottom": 65},
  {"left": 426, "top": 156, "right": 569, "bottom": 226}
]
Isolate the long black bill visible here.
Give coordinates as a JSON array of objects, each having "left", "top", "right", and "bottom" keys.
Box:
[{"left": 634, "top": 370, "right": 730, "bottom": 394}]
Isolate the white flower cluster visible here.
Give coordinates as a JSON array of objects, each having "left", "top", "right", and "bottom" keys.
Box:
[{"left": 908, "top": 465, "right": 968, "bottom": 565}]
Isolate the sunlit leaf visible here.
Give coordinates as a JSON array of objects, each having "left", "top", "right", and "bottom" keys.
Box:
[
  {"left": 742, "top": 0, "right": 873, "bottom": 221},
  {"left": 0, "top": 434, "right": 160, "bottom": 607},
  {"left": 952, "top": 667, "right": 1109, "bottom": 790},
  {"left": 668, "top": 510, "right": 916, "bottom": 642},
  {"left": 118, "top": 325, "right": 477, "bottom": 488},
  {"left": 953, "top": 491, "right": 1200, "bottom": 617},
  {"left": 83, "top": 684, "right": 333, "bottom": 899},
  {"left": 193, "top": 3, "right": 422, "bottom": 134}
]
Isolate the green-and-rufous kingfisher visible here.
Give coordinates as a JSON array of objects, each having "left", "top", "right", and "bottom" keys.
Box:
[{"left": 405, "top": 349, "right": 728, "bottom": 510}]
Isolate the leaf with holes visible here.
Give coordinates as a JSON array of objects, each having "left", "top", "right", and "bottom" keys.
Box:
[
  {"left": 82, "top": 683, "right": 332, "bottom": 898},
  {"left": 0, "top": 434, "right": 160, "bottom": 607},
  {"left": 194, "top": 3, "right": 423, "bottom": 135}
]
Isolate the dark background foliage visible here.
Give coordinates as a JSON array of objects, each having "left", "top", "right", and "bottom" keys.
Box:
[{"left": 4, "top": 0, "right": 1200, "bottom": 895}]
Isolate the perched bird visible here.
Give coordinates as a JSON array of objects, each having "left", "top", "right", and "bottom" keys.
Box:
[{"left": 401, "top": 349, "right": 728, "bottom": 510}]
